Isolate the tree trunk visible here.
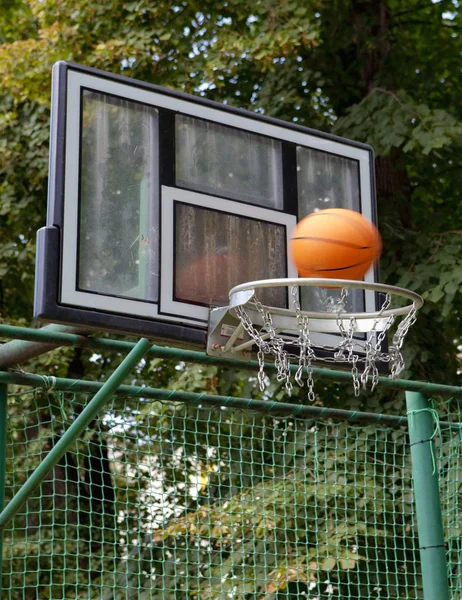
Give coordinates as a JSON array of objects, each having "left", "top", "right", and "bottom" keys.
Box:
[{"left": 349, "top": 0, "right": 413, "bottom": 231}]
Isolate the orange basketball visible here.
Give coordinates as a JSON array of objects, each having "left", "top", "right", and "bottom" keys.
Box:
[{"left": 290, "top": 208, "right": 382, "bottom": 280}]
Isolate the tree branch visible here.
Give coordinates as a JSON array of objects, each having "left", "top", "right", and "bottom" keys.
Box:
[
  {"left": 391, "top": 19, "right": 460, "bottom": 28},
  {"left": 392, "top": 0, "right": 454, "bottom": 19}
]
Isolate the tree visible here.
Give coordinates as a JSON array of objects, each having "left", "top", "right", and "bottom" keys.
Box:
[
  {"left": 1, "top": 0, "right": 460, "bottom": 384},
  {"left": 1, "top": 0, "right": 461, "bottom": 597}
]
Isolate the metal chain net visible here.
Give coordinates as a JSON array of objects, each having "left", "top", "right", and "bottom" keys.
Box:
[
  {"left": 234, "top": 285, "right": 418, "bottom": 398},
  {"left": 2, "top": 387, "right": 428, "bottom": 599}
]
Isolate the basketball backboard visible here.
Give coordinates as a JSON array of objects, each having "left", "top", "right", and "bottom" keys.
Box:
[{"left": 34, "top": 61, "right": 378, "bottom": 350}]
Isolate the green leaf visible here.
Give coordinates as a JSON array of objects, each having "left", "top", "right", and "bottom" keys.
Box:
[
  {"left": 339, "top": 558, "right": 357, "bottom": 570},
  {"left": 321, "top": 557, "right": 336, "bottom": 571}
]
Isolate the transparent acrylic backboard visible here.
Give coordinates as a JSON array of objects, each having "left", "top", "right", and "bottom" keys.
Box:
[{"left": 34, "top": 61, "right": 378, "bottom": 349}]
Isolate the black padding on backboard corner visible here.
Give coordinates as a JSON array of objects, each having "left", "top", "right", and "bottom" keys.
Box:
[
  {"left": 47, "top": 62, "right": 68, "bottom": 228},
  {"left": 34, "top": 225, "right": 59, "bottom": 319},
  {"left": 34, "top": 225, "right": 207, "bottom": 347}
]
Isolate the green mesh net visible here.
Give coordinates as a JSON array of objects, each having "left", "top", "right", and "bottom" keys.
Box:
[
  {"left": 2, "top": 387, "right": 427, "bottom": 599},
  {"left": 438, "top": 398, "right": 462, "bottom": 600}
]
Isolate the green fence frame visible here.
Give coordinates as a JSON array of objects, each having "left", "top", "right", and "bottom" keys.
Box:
[{"left": 0, "top": 323, "right": 460, "bottom": 599}]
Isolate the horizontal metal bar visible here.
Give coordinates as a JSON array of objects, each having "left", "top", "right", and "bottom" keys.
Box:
[
  {"left": 232, "top": 330, "right": 276, "bottom": 352},
  {"left": 0, "top": 368, "right": 460, "bottom": 431},
  {"left": 0, "top": 324, "right": 460, "bottom": 397}
]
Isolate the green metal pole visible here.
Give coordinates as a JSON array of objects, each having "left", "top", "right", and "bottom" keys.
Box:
[
  {"left": 0, "top": 337, "right": 150, "bottom": 531},
  {"left": 406, "top": 391, "right": 450, "bottom": 600},
  {"left": 0, "top": 384, "right": 7, "bottom": 595}
]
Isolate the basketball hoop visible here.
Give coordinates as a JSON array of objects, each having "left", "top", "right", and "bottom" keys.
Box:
[{"left": 207, "top": 278, "right": 423, "bottom": 398}]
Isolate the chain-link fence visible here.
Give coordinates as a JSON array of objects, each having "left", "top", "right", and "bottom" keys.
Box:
[{"left": 2, "top": 387, "right": 429, "bottom": 599}]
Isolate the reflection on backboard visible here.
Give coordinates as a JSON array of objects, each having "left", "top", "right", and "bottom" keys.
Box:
[
  {"left": 34, "top": 61, "right": 378, "bottom": 350},
  {"left": 175, "top": 204, "right": 288, "bottom": 307},
  {"left": 78, "top": 90, "right": 159, "bottom": 303}
]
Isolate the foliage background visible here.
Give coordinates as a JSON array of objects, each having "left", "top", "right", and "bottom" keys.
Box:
[
  {"left": 0, "top": 0, "right": 461, "bottom": 597},
  {"left": 1, "top": 0, "right": 461, "bottom": 388}
]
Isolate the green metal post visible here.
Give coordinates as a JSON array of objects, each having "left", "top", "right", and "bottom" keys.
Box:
[
  {"left": 0, "top": 337, "right": 150, "bottom": 531},
  {"left": 0, "top": 384, "right": 7, "bottom": 595},
  {"left": 406, "top": 391, "right": 450, "bottom": 600}
]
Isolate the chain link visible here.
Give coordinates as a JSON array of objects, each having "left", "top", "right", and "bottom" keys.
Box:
[
  {"left": 361, "top": 293, "right": 394, "bottom": 391},
  {"left": 389, "top": 302, "right": 418, "bottom": 378},
  {"left": 345, "top": 317, "right": 360, "bottom": 396},
  {"left": 234, "top": 305, "right": 267, "bottom": 391},
  {"left": 231, "top": 287, "right": 419, "bottom": 397},
  {"left": 258, "top": 298, "right": 292, "bottom": 394},
  {"left": 292, "top": 285, "right": 316, "bottom": 401}
]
